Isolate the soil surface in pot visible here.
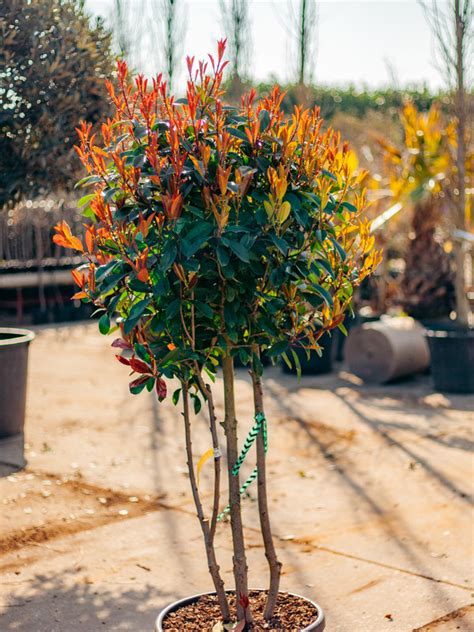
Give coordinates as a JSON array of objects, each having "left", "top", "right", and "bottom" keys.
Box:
[{"left": 162, "top": 590, "right": 319, "bottom": 631}]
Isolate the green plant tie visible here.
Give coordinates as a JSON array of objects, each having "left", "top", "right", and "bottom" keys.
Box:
[{"left": 217, "top": 412, "right": 268, "bottom": 522}]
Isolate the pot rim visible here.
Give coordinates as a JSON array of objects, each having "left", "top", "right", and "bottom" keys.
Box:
[
  {"left": 155, "top": 590, "right": 325, "bottom": 632},
  {"left": 0, "top": 328, "right": 36, "bottom": 347}
]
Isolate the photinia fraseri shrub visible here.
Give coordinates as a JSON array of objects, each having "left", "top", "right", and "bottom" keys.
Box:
[{"left": 54, "top": 40, "right": 380, "bottom": 626}]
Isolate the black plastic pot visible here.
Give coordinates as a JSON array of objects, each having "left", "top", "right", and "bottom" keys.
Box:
[
  {"left": 281, "top": 333, "right": 333, "bottom": 375},
  {"left": 426, "top": 327, "right": 474, "bottom": 394},
  {"left": 155, "top": 591, "right": 325, "bottom": 631},
  {"left": 0, "top": 328, "right": 35, "bottom": 438}
]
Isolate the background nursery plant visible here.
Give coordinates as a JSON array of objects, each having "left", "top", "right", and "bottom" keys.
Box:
[{"left": 55, "top": 41, "right": 380, "bottom": 629}]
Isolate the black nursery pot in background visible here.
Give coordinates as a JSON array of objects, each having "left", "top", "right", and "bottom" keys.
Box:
[
  {"left": 0, "top": 328, "right": 35, "bottom": 438},
  {"left": 426, "top": 327, "right": 474, "bottom": 394},
  {"left": 282, "top": 332, "right": 334, "bottom": 375}
]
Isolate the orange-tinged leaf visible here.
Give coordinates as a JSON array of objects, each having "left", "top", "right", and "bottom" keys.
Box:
[
  {"left": 53, "top": 221, "right": 84, "bottom": 252},
  {"left": 85, "top": 225, "right": 95, "bottom": 253},
  {"left": 197, "top": 447, "right": 214, "bottom": 487},
  {"left": 137, "top": 268, "right": 150, "bottom": 282},
  {"left": 71, "top": 269, "right": 86, "bottom": 288}
]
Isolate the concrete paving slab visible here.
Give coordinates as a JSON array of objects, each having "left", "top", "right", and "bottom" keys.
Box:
[{"left": 0, "top": 323, "right": 473, "bottom": 631}]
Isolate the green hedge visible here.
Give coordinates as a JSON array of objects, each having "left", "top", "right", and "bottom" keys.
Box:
[{"left": 244, "top": 82, "right": 450, "bottom": 120}]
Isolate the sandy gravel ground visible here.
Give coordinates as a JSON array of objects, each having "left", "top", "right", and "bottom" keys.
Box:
[{"left": 0, "top": 323, "right": 473, "bottom": 631}]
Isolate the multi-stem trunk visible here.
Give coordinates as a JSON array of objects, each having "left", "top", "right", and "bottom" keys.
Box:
[
  {"left": 251, "top": 353, "right": 282, "bottom": 619},
  {"left": 193, "top": 365, "right": 222, "bottom": 540},
  {"left": 181, "top": 381, "right": 230, "bottom": 620},
  {"left": 222, "top": 354, "right": 253, "bottom": 624}
]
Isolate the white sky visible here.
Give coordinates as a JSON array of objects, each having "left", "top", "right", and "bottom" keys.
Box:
[{"left": 86, "top": 0, "right": 449, "bottom": 90}]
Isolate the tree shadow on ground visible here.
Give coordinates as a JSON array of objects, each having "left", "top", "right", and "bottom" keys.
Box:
[
  {"left": 265, "top": 363, "right": 474, "bottom": 413},
  {"left": 1, "top": 572, "right": 173, "bottom": 632},
  {"left": 263, "top": 375, "right": 469, "bottom": 615}
]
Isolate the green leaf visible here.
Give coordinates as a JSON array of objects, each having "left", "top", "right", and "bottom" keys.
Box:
[
  {"left": 78, "top": 193, "right": 95, "bottom": 208},
  {"left": 330, "top": 237, "right": 347, "bottom": 261},
  {"left": 195, "top": 301, "right": 214, "bottom": 319},
  {"left": 268, "top": 339, "right": 288, "bottom": 357},
  {"left": 172, "top": 388, "right": 181, "bottom": 406},
  {"left": 75, "top": 174, "right": 102, "bottom": 189},
  {"left": 338, "top": 321, "right": 348, "bottom": 336},
  {"left": 227, "top": 127, "right": 248, "bottom": 142},
  {"left": 203, "top": 365, "right": 216, "bottom": 383},
  {"left": 103, "top": 187, "right": 120, "bottom": 202},
  {"left": 192, "top": 394, "right": 202, "bottom": 415},
  {"left": 270, "top": 233, "right": 288, "bottom": 256},
  {"left": 165, "top": 299, "right": 180, "bottom": 319},
  {"left": 124, "top": 298, "right": 151, "bottom": 335},
  {"left": 342, "top": 201, "right": 358, "bottom": 213},
  {"left": 281, "top": 351, "right": 292, "bottom": 370},
  {"left": 258, "top": 109, "right": 270, "bottom": 132},
  {"left": 311, "top": 259, "right": 334, "bottom": 279},
  {"left": 290, "top": 348, "right": 302, "bottom": 379},
  {"left": 161, "top": 241, "right": 177, "bottom": 268},
  {"left": 312, "top": 284, "right": 334, "bottom": 308},
  {"left": 251, "top": 352, "right": 263, "bottom": 377},
  {"left": 226, "top": 239, "right": 250, "bottom": 263},
  {"left": 321, "top": 169, "right": 337, "bottom": 182},
  {"left": 98, "top": 313, "right": 110, "bottom": 335},
  {"left": 217, "top": 245, "right": 230, "bottom": 267}
]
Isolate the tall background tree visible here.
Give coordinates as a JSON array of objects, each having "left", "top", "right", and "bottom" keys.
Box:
[
  {"left": 0, "top": 0, "right": 114, "bottom": 207},
  {"left": 160, "top": 0, "right": 185, "bottom": 90},
  {"left": 219, "top": 0, "right": 252, "bottom": 86},
  {"left": 285, "top": 0, "right": 318, "bottom": 85},
  {"left": 420, "top": 0, "right": 473, "bottom": 325},
  {"left": 112, "top": 0, "right": 131, "bottom": 59}
]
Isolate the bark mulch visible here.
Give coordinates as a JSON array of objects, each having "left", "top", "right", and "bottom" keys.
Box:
[{"left": 162, "top": 590, "right": 320, "bottom": 631}]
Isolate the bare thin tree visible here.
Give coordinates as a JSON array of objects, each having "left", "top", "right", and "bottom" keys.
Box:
[
  {"left": 112, "top": 0, "right": 131, "bottom": 59},
  {"left": 160, "top": 0, "right": 183, "bottom": 89},
  {"left": 420, "top": 0, "right": 473, "bottom": 325},
  {"left": 284, "top": 0, "right": 318, "bottom": 85},
  {"left": 219, "top": 0, "right": 252, "bottom": 82}
]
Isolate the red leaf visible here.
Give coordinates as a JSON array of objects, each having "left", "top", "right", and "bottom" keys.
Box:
[
  {"left": 111, "top": 338, "right": 132, "bottom": 350},
  {"left": 129, "top": 375, "right": 149, "bottom": 393},
  {"left": 115, "top": 354, "right": 130, "bottom": 366},
  {"left": 155, "top": 377, "right": 167, "bottom": 401},
  {"left": 129, "top": 356, "right": 152, "bottom": 374}
]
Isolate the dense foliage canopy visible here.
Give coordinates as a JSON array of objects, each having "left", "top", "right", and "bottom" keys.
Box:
[
  {"left": 0, "top": 0, "right": 114, "bottom": 207},
  {"left": 55, "top": 41, "right": 381, "bottom": 402}
]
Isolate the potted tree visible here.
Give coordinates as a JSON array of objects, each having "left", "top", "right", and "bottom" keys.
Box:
[
  {"left": 379, "top": 103, "right": 457, "bottom": 324},
  {"left": 55, "top": 42, "right": 380, "bottom": 630},
  {"left": 380, "top": 101, "right": 473, "bottom": 393}
]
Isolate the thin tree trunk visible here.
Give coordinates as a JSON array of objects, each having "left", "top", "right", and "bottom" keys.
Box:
[
  {"left": 298, "top": 0, "right": 307, "bottom": 85},
  {"left": 194, "top": 366, "right": 222, "bottom": 540},
  {"left": 251, "top": 351, "right": 282, "bottom": 619},
  {"left": 222, "top": 354, "right": 253, "bottom": 624},
  {"left": 453, "top": 0, "right": 470, "bottom": 326},
  {"left": 181, "top": 381, "right": 230, "bottom": 621}
]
